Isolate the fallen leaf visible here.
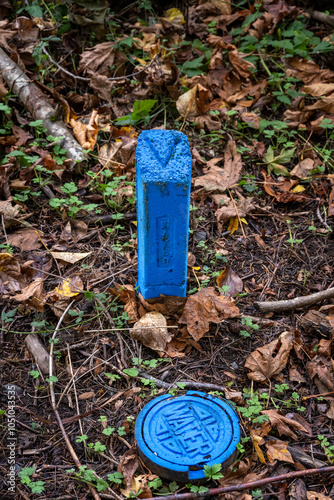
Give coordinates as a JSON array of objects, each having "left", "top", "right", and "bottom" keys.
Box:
[
  {"left": 8, "top": 228, "right": 43, "bottom": 252},
  {"left": 245, "top": 331, "right": 294, "bottom": 382},
  {"left": 266, "top": 439, "right": 294, "bottom": 463},
  {"left": 117, "top": 445, "right": 139, "bottom": 489},
  {"left": 14, "top": 277, "right": 44, "bottom": 312},
  {"left": 99, "top": 142, "right": 123, "bottom": 169},
  {"left": 110, "top": 284, "right": 139, "bottom": 323},
  {"left": 160, "top": 8, "right": 185, "bottom": 29},
  {"left": 224, "top": 387, "right": 244, "bottom": 405},
  {"left": 290, "top": 158, "right": 315, "bottom": 178},
  {"left": 215, "top": 193, "right": 255, "bottom": 224},
  {"left": 216, "top": 267, "right": 243, "bottom": 297},
  {"left": 79, "top": 41, "right": 127, "bottom": 77},
  {"left": 0, "top": 253, "right": 26, "bottom": 294},
  {"left": 211, "top": 0, "right": 231, "bottom": 15},
  {"left": 307, "top": 492, "right": 331, "bottom": 500},
  {"left": 130, "top": 312, "right": 171, "bottom": 355},
  {"left": 218, "top": 456, "right": 267, "bottom": 488},
  {"left": 50, "top": 251, "right": 92, "bottom": 264},
  {"left": 179, "top": 287, "right": 240, "bottom": 341},
  {"left": 303, "top": 83, "right": 334, "bottom": 96},
  {"left": 250, "top": 430, "right": 266, "bottom": 464},
  {"left": 227, "top": 216, "right": 239, "bottom": 234},
  {"left": 229, "top": 47, "right": 255, "bottom": 78},
  {"left": 261, "top": 409, "right": 307, "bottom": 440},
  {"left": 78, "top": 391, "right": 95, "bottom": 400},
  {"left": 54, "top": 277, "right": 83, "bottom": 297},
  {"left": 176, "top": 85, "right": 199, "bottom": 121},
  {"left": 70, "top": 110, "right": 100, "bottom": 150},
  {"left": 194, "top": 140, "right": 242, "bottom": 193},
  {"left": 262, "top": 170, "right": 305, "bottom": 203},
  {"left": 0, "top": 200, "right": 21, "bottom": 228}
]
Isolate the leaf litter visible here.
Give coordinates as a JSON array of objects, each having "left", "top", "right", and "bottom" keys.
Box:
[{"left": 1, "top": 0, "right": 334, "bottom": 498}]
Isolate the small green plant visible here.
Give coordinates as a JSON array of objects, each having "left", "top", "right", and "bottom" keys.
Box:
[
  {"left": 318, "top": 435, "right": 334, "bottom": 461},
  {"left": 115, "top": 100, "right": 157, "bottom": 126},
  {"left": 240, "top": 317, "right": 260, "bottom": 338},
  {"left": 76, "top": 435, "right": 88, "bottom": 443},
  {"left": 186, "top": 484, "right": 209, "bottom": 493},
  {"left": 286, "top": 220, "right": 303, "bottom": 247},
  {"left": 203, "top": 463, "right": 224, "bottom": 480},
  {"left": 1, "top": 308, "right": 18, "bottom": 323},
  {"left": 30, "top": 370, "right": 40, "bottom": 379},
  {"left": 108, "top": 472, "right": 124, "bottom": 484},
  {"left": 238, "top": 392, "right": 269, "bottom": 424},
  {"left": 19, "top": 467, "right": 45, "bottom": 494},
  {"left": 49, "top": 182, "right": 99, "bottom": 217}
]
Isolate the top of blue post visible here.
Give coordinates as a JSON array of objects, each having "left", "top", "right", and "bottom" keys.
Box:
[{"left": 136, "top": 130, "right": 192, "bottom": 183}]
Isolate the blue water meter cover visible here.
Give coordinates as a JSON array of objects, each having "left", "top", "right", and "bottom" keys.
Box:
[{"left": 135, "top": 391, "right": 240, "bottom": 482}]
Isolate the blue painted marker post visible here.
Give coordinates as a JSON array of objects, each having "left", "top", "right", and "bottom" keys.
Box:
[{"left": 136, "top": 130, "right": 192, "bottom": 299}]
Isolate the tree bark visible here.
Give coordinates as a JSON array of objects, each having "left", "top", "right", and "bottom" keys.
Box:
[{"left": 0, "top": 48, "right": 87, "bottom": 169}]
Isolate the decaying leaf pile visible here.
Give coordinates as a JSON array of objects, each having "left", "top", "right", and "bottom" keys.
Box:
[{"left": 1, "top": 0, "right": 334, "bottom": 499}]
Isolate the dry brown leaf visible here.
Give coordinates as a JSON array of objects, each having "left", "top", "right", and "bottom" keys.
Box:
[
  {"left": 307, "top": 492, "right": 331, "bottom": 500},
  {"left": 285, "top": 57, "right": 334, "bottom": 85},
  {"left": 266, "top": 439, "right": 293, "bottom": 463},
  {"left": 245, "top": 331, "right": 293, "bottom": 382},
  {"left": 224, "top": 387, "right": 244, "bottom": 405},
  {"left": 130, "top": 312, "right": 171, "bottom": 355},
  {"left": 117, "top": 445, "right": 139, "bottom": 489},
  {"left": 99, "top": 142, "right": 122, "bottom": 168},
  {"left": 176, "top": 85, "right": 199, "bottom": 121},
  {"left": 0, "top": 200, "right": 21, "bottom": 228},
  {"left": 14, "top": 277, "right": 44, "bottom": 311},
  {"left": 50, "top": 251, "right": 92, "bottom": 264},
  {"left": 261, "top": 409, "right": 307, "bottom": 440},
  {"left": 110, "top": 284, "right": 139, "bottom": 323},
  {"left": 194, "top": 140, "right": 242, "bottom": 193},
  {"left": 79, "top": 41, "right": 127, "bottom": 77},
  {"left": 289, "top": 365, "right": 306, "bottom": 383},
  {"left": 261, "top": 170, "right": 305, "bottom": 203},
  {"left": 290, "top": 158, "right": 315, "bottom": 179},
  {"left": 215, "top": 193, "right": 254, "bottom": 224},
  {"left": 211, "top": 0, "right": 231, "bottom": 15},
  {"left": 216, "top": 267, "right": 243, "bottom": 297},
  {"left": 78, "top": 391, "right": 95, "bottom": 400},
  {"left": 228, "top": 48, "right": 255, "bottom": 79},
  {"left": 8, "top": 228, "right": 42, "bottom": 252},
  {"left": 179, "top": 287, "right": 240, "bottom": 341},
  {"left": 218, "top": 456, "right": 267, "bottom": 491},
  {"left": 70, "top": 110, "right": 100, "bottom": 150},
  {"left": 303, "top": 83, "right": 334, "bottom": 96},
  {"left": 0, "top": 252, "right": 26, "bottom": 294}
]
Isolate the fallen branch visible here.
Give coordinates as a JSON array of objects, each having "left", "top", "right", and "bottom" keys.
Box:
[
  {"left": 25, "top": 333, "right": 54, "bottom": 375},
  {"left": 138, "top": 372, "right": 225, "bottom": 393},
  {"left": 148, "top": 465, "right": 334, "bottom": 500},
  {"left": 307, "top": 9, "right": 334, "bottom": 27},
  {"left": 0, "top": 48, "right": 87, "bottom": 168},
  {"left": 254, "top": 287, "right": 334, "bottom": 313}
]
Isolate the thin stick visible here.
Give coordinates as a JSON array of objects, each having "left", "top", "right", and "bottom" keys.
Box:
[
  {"left": 147, "top": 465, "right": 334, "bottom": 500},
  {"left": 42, "top": 47, "right": 89, "bottom": 82},
  {"left": 48, "top": 302, "right": 102, "bottom": 500},
  {"left": 255, "top": 287, "right": 334, "bottom": 313}
]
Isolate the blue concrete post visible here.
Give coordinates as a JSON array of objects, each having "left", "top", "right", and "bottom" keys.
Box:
[{"left": 136, "top": 130, "right": 192, "bottom": 299}]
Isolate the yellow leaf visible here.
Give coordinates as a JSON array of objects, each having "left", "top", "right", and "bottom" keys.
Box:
[
  {"left": 191, "top": 266, "right": 201, "bottom": 271},
  {"left": 292, "top": 184, "right": 305, "bottom": 193},
  {"left": 250, "top": 433, "right": 266, "bottom": 464},
  {"left": 131, "top": 220, "right": 137, "bottom": 226},
  {"left": 163, "top": 8, "right": 185, "bottom": 27},
  {"left": 240, "top": 217, "right": 248, "bottom": 224},
  {"left": 228, "top": 217, "right": 239, "bottom": 234},
  {"left": 54, "top": 279, "right": 82, "bottom": 297}
]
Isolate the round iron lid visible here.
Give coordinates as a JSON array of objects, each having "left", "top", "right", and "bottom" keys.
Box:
[{"left": 135, "top": 391, "right": 240, "bottom": 482}]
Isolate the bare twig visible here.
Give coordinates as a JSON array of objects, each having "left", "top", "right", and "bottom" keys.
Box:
[
  {"left": 255, "top": 287, "right": 334, "bottom": 313},
  {"left": 147, "top": 465, "right": 334, "bottom": 500},
  {"left": 317, "top": 206, "right": 332, "bottom": 232},
  {"left": 42, "top": 47, "right": 90, "bottom": 82}
]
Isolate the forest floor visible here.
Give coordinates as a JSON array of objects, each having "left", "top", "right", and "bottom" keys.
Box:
[{"left": 1, "top": 0, "right": 334, "bottom": 499}]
